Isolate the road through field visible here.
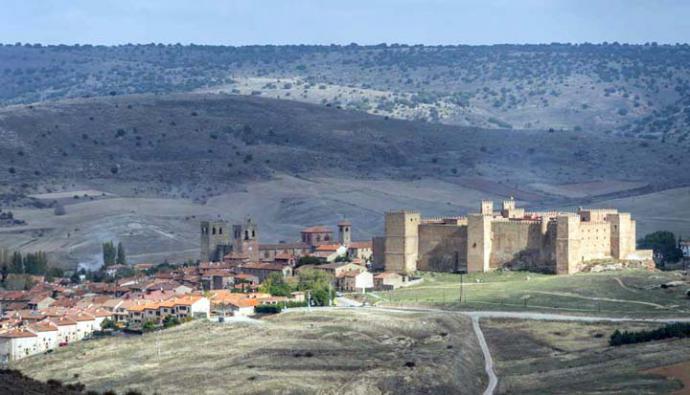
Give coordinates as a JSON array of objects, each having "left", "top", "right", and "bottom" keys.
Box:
[{"left": 286, "top": 304, "right": 690, "bottom": 395}]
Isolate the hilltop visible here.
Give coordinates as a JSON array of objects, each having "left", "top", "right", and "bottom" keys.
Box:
[{"left": 2, "top": 43, "right": 690, "bottom": 145}]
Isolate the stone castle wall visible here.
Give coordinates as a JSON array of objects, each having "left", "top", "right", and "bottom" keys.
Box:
[
  {"left": 383, "top": 200, "right": 647, "bottom": 275},
  {"left": 418, "top": 223, "right": 467, "bottom": 272}
]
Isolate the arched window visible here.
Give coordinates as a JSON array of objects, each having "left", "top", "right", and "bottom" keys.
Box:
[
  {"left": 219, "top": 227, "right": 223, "bottom": 235},
  {"left": 212, "top": 227, "right": 216, "bottom": 235},
  {"left": 252, "top": 230, "right": 255, "bottom": 238},
  {"left": 245, "top": 230, "right": 249, "bottom": 240}
]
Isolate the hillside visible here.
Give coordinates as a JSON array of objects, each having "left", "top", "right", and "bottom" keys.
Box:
[
  {"left": 15, "top": 309, "right": 486, "bottom": 394},
  {"left": 2, "top": 43, "right": 690, "bottom": 145},
  {"left": 0, "top": 94, "right": 689, "bottom": 266},
  {"left": 1, "top": 93, "right": 687, "bottom": 202}
]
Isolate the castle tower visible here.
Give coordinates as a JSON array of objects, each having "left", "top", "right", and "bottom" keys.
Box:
[
  {"left": 338, "top": 220, "right": 352, "bottom": 246},
  {"left": 233, "top": 217, "right": 260, "bottom": 261},
  {"left": 467, "top": 213, "right": 493, "bottom": 272},
  {"left": 480, "top": 200, "right": 494, "bottom": 216},
  {"left": 556, "top": 214, "right": 581, "bottom": 274},
  {"left": 609, "top": 213, "right": 635, "bottom": 259},
  {"left": 200, "top": 220, "right": 230, "bottom": 262},
  {"left": 384, "top": 211, "right": 420, "bottom": 275}
]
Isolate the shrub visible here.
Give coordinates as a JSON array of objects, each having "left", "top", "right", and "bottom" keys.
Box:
[{"left": 255, "top": 304, "right": 282, "bottom": 314}]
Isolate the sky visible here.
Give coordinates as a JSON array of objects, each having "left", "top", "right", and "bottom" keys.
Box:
[{"left": 1, "top": 0, "right": 689, "bottom": 46}]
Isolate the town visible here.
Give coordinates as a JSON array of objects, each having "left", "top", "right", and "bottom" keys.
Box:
[{"left": 0, "top": 200, "right": 670, "bottom": 364}]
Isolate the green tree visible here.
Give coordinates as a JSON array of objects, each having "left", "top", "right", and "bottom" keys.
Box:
[
  {"left": 44, "top": 267, "right": 64, "bottom": 283},
  {"left": 116, "top": 242, "right": 127, "bottom": 265},
  {"left": 297, "top": 269, "right": 334, "bottom": 306},
  {"left": 101, "top": 318, "right": 117, "bottom": 330},
  {"left": 296, "top": 256, "right": 321, "bottom": 268},
  {"left": 102, "top": 241, "right": 116, "bottom": 267},
  {"left": 9, "top": 251, "right": 23, "bottom": 274},
  {"left": 638, "top": 231, "right": 683, "bottom": 265},
  {"left": 24, "top": 251, "right": 47, "bottom": 275},
  {"left": 259, "top": 272, "right": 293, "bottom": 296},
  {"left": 1, "top": 264, "right": 8, "bottom": 284}
]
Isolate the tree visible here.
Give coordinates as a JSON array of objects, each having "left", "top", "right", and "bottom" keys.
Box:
[
  {"left": 259, "top": 272, "right": 293, "bottom": 296},
  {"left": 102, "top": 241, "right": 116, "bottom": 267},
  {"left": 1, "top": 264, "right": 8, "bottom": 284},
  {"left": 24, "top": 251, "right": 47, "bottom": 275},
  {"left": 116, "top": 242, "right": 126, "bottom": 265},
  {"left": 297, "top": 269, "right": 334, "bottom": 306},
  {"left": 44, "top": 267, "right": 64, "bottom": 283},
  {"left": 296, "top": 256, "right": 321, "bottom": 268},
  {"left": 9, "top": 251, "right": 23, "bottom": 274},
  {"left": 638, "top": 231, "right": 683, "bottom": 266},
  {"left": 101, "top": 318, "right": 117, "bottom": 330}
]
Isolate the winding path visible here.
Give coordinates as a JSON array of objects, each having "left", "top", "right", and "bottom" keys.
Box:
[{"left": 472, "top": 316, "right": 498, "bottom": 395}]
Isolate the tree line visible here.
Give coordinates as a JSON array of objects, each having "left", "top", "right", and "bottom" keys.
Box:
[
  {"left": 609, "top": 322, "right": 690, "bottom": 346},
  {"left": 0, "top": 248, "right": 64, "bottom": 285}
]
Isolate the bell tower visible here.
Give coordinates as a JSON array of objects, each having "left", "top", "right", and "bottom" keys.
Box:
[
  {"left": 232, "top": 217, "right": 259, "bottom": 261},
  {"left": 338, "top": 220, "right": 352, "bottom": 246}
]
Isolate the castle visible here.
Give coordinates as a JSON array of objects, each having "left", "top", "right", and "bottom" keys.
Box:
[{"left": 381, "top": 199, "right": 652, "bottom": 275}]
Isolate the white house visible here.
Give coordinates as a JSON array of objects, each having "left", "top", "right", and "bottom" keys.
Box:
[
  {"left": 49, "top": 316, "right": 79, "bottom": 345},
  {"left": 70, "top": 312, "right": 98, "bottom": 340},
  {"left": 336, "top": 271, "right": 374, "bottom": 292},
  {"left": 28, "top": 322, "right": 59, "bottom": 353},
  {"left": 0, "top": 329, "right": 39, "bottom": 362}
]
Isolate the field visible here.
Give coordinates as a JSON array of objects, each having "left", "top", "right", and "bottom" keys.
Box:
[
  {"left": 482, "top": 319, "right": 690, "bottom": 394},
  {"left": 369, "top": 270, "right": 690, "bottom": 317},
  {"left": 14, "top": 309, "right": 486, "bottom": 395}
]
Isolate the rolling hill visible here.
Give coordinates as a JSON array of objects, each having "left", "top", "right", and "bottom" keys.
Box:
[
  {"left": 0, "top": 93, "right": 688, "bottom": 266},
  {"left": 2, "top": 43, "right": 690, "bottom": 145}
]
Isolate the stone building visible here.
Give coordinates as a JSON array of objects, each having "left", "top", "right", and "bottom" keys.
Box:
[
  {"left": 200, "top": 218, "right": 259, "bottom": 262},
  {"left": 380, "top": 199, "right": 652, "bottom": 275}
]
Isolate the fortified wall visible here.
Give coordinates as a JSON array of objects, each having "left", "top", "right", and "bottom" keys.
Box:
[{"left": 381, "top": 199, "right": 650, "bottom": 275}]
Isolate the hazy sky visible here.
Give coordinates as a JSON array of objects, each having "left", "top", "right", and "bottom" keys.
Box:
[{"left": 1, "top": 0, "right": 689, "bottom": 45}]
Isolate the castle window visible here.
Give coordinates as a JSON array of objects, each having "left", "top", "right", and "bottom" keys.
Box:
[
  {"left": 219, "top": 228, "right": 223, "bottom": 235},
  {"left": 245, "top": 230, "right": 249, "bottom": 240},
  {"left": 252, "top": 230, "right": 255, "bottom": 238},
  {"left": 212, "top": 227, "right": 216, "bottom": 235}
]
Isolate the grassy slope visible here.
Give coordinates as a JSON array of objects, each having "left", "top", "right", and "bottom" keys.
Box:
[
  {"left": 370, "top": 270, "right": 690, "bottom": 317},
  {"left": 15, "top": 309, "right": 485, "bottom": 395},
  {"left": 482, "top": 319, "right": 690, "bottom": 394}
]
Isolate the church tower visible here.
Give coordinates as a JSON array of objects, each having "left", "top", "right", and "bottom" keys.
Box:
[
  {"left": 232, "top": 217, "right": 259, "bottom": 261},
  {"left": 338, "top": 220, "right": 352, "bottom": 246}
]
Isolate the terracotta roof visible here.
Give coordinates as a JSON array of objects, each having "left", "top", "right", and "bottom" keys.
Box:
[
  {"left": 0, "top": 329, "right": 37, "bottom": 338},
  {"left": 301, "top": 226, "right": 332, "bottom": 233},
  {"left": 337, "top": 271, "right": 365, "bottom": 278},
  {"left": 69, "top": 312, "right": 96, "bottom": 322},
  {"left": 29, "top": 322, "right": 58, "bottom": 332},
  {"left": 49, "top": 316, "right": 78, "bottom": 326}
]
